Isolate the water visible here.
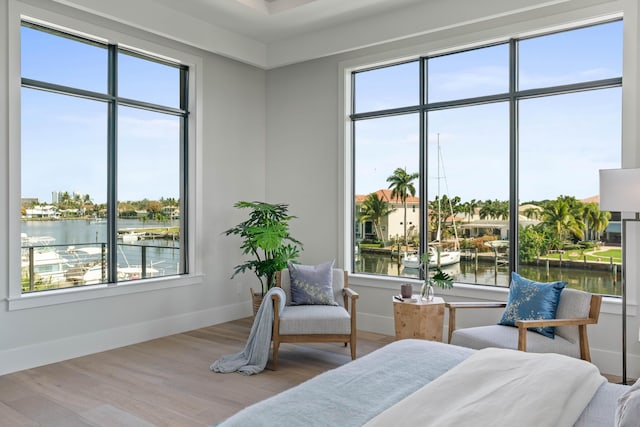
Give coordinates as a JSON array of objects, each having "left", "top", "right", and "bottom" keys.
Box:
[
  {"left": 356, "top": 253, "right": 621, "bottom": 297},
  {"left": 21, "top": 218, "right": 181, "bottom": 290}
]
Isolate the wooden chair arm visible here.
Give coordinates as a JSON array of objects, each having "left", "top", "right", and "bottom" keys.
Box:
[
  {"left": 446, "top": 302, "right": 507, "bottom": 343},
  {"left": 515, "top": 317, "right": 597, "bottom": 329},
  {"left": 445, "top": 302, "right": 507, "bottom": 309},
  {"left": 516, "top": 317, "right": 597, "bottom": 361},
  {"left": 343, "top": 287, "right": 359, "bottom": 300},
  {"left": 271, "top": 292, "right": 283, "bottom": 320}
]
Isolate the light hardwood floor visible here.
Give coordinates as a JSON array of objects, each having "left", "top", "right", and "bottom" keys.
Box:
[{"left": 0, "top": 318, "right": 394, "bottom": 426}]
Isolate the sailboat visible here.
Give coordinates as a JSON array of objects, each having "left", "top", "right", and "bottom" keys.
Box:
[{"left": 402, "top": 133, "right": 461, "bottom": 269}]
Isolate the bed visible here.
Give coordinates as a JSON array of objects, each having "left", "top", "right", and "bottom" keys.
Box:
[{"left": 217, "top": 339, "right": 633, "bottom": 427}]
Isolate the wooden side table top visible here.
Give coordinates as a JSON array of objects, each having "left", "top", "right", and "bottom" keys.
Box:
[{"left": 393, "top": 296, "right": 445, "bottom": 306}]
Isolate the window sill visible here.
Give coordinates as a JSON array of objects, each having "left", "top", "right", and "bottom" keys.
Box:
[{"left": 6, "top": 274, "right": 205, "bottom": 310}]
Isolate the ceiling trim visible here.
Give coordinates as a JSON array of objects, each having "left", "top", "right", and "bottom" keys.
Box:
[{"left": 51, "top": 0, "right": 268, "bottom": 67}]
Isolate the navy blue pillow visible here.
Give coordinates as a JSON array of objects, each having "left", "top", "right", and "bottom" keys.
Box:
[
  {"left": 499, "top": 272, "right": 566, "bottom": 338},
  {"left": 288, "top": 260, "right": 338, "bottom": 306}
]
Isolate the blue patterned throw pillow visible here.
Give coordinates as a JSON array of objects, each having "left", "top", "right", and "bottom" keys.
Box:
[
  {"left": 288, "top": 260, "right": 338, "bottom": 306},
  {"left": 499, "top": 272, "right": 566, "bottom": 338}
]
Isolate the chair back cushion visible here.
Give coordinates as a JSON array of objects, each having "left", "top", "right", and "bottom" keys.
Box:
[
  {"left": 278, "top": 266, "right": 345, "bottom": 308},
  {"left": 554, "top": 288, "right": 592, "bottom": 343}
]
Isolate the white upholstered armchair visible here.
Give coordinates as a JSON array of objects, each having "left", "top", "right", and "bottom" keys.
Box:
[
  {"left": 447, "top": 288, "right": 602, "bottom": 361},
  {"left": 271, "top": 268, "right": 358, "bottom": 369}
]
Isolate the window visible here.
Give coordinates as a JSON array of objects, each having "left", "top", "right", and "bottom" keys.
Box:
[
  {"left": 351, "top": 20, "right": 622, "bottom": 296},
  {"left": 20, "top": 22, "right": 189, "bottom": 293}
]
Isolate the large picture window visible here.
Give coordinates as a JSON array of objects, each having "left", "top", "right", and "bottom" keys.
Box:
[
  {"left": 20, "top": 22, "right": 189, "bottom": 293},
  {"left": 351, "top": 20, "right": 622, "bottom": 295}
]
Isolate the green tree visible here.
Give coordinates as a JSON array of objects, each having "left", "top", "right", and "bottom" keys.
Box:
[
  {"left": 523, "top": 205, "right": 542, "bottom": 220},
  {"left": 462, "top": 199, "right": 479, "bottom": 222},
  {"left": 387, "top": 167, "right": 419, "bottom": 247},
  {"left": 519, "top": 224, "right": 548, "bottom": 263},
  {"left": 583, "top": 202, "right": 610, "bottom": 241},
  {"left": 479, "top": 199, "right": 508, "bottom": 220},
  {"left": 359, "top": 192, "right": 395, "bottom": 242},
  {"left": 541, "top": 197, "right": 584, "bottom": 244}
]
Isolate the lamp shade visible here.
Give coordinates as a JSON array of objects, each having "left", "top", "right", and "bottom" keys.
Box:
[{"left": 599, "top": 168, "right": 640, "bottom": 213}]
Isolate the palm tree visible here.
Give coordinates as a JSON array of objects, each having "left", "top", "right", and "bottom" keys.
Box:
[
  {"left": 592, "top": 209, "right": 611, "bottom": 242},
  {"left": 541, "top": 198, "right": 584, "bottom": 244},
  {"left": 359, "top": 192, "right": 395, "bottom": 241},
  {"left": 462, "top": 199, "right": 479, "bottom": 222},
  {"left": 523, "top": 205, "right": 542, "bottom": 220},
  {"left": 387, "top": 167, "right": 419, "bottom": 247},
  {"left": 582, "top": 202, "right": 600, "bottom": 241},
  {"left": 479, "top": 199, "right": 497, "bottom": 220},
  {"left": 494, "top": 200, "right": 509, "bottom": 220}
]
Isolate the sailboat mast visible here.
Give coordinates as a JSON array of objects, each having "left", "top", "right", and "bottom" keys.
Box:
[{"left": 436, "top": 134, "right": 442, "bottom": 242}]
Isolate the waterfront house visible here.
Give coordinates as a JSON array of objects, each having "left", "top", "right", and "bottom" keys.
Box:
[
  {"left": 1, "top": 1, "right": 639, "bottom": 422},
  {"left": 24, "top": 204, "right": 59, "bottom": 219}
]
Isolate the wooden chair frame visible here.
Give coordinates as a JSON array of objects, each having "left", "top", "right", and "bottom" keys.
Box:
[
  {"left": 271, "top": 270, "right": 359, "bottom": 369},
  {"left": 445, "top": 294, "right": 602, "bottom": 361}
]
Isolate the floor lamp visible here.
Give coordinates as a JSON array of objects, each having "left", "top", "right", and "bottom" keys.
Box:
[{"left": 599, "top": 167, "right": 640, "bottom": 385}]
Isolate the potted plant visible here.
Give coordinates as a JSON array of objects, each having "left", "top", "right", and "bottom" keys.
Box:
[
  {"left": 418, "top": 250, "right": 453, "bottom": 300},
  {"left": 224, "top": 201, "right": 303, "bottom": 314}
]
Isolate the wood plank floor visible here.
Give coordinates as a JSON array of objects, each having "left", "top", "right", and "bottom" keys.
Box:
[{"left": 0, "top": 318, "right": 394, "bottom": 426}]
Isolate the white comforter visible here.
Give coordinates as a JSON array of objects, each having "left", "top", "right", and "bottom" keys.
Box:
[{"left": 365, "top": 347, "right": 606, "bottom": 427}]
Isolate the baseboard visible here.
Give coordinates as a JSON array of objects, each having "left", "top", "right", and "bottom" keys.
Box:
[{"left": 0, "top": 301, "right": 250, "bottom": 376}]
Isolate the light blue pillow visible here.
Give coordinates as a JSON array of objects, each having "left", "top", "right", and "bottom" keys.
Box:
[
  {"left": 498, "top": 272, "right": 566, "bottom": 338},
  {"left": 288, "top": 260, "right": 338, "bottom": 306}
]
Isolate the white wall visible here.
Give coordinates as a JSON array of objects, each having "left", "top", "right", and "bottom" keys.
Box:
[
  {"left": 265, "top": 0, "right": 640, "bottom": 378},
  {"left": 0, "top": 0, "right": 265, "bottom": 374}
]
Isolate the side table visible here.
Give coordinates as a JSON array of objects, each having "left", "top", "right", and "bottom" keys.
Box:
[{"left": 393, "top": 296, "right": 445, "bottom": 341}]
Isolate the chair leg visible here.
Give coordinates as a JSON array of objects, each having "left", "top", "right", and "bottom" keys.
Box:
[
  {"left": 578, "top": 324, "right": 591, "bottom": 362},
  {"left": 272, "top": 340, "right": 280, "bottom": 370},
  {"left": 350, "top": 335, "right": 357, "bottom": 360}
]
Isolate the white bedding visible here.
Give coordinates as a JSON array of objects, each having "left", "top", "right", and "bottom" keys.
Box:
[{"left": 365, "top": 347, "right": 606, "bottom": 427}]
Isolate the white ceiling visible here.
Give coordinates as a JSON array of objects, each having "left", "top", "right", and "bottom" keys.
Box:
[{"left": 149, "top": 0, "right": 429, "bottom": 43}]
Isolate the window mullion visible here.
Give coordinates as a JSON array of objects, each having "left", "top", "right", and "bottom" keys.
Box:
[
  {"left": 419, "top": 58, "right": 427, "bottom": 282},
  {"left": 508, "top": 39, "right": 519, "bottom": 274},
  {"left": 179, "top": 67, "right": 189, "bottom": 275},
  {"left": 107, "top": 44, "right": 118, "bottom": 284}
]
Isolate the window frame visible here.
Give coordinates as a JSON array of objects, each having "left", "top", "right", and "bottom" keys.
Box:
[
  {"left": 347, "top": 19, "right": 623, "bottom": 290},
  {"left": 7, "top": 2, "right": 204, "bottom": 310}
]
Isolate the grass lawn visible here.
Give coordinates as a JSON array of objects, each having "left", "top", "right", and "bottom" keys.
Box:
[{"left": 543, "top": 248, "right": 622, "bottom": 264}]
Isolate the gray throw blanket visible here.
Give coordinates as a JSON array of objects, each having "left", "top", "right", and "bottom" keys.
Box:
[{"left": 210, "top": 287, "right": 286, "bottom": 375}]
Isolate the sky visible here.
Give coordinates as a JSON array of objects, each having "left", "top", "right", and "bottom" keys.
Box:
[
  {"left": 20, "top": 20, "right": 623, "bottom": 205},
  {"left": 21, "top": 25, "right": 181, "bottom": 204},
  {"left": 353, "top": 20, "right": 623, "bottom": 204}
]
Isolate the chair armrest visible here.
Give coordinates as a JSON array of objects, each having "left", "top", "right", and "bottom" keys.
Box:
[
  {"left": 515, "top": 317, "right": 597, "bottom": 328},
  {"left": 446, "top": 302, "right": 506, "bottom": 343},
  {"left": 445, "top": 302, "right": 506, "bottom": 309},
  {"left": 515, "top": 317, "right": 597, "bottom": 360},
  {"left": 271, "top": 292, "right": 283, "bottom": 319},
  {"left": 343, "top": 287, "right": 359, "bottom": 300}
]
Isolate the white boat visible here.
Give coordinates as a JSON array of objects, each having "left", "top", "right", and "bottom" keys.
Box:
[
  {"left": 402, "top": 134, "right": 461, "bottom": 270},
  {"left": 21, "top": 235, "right": 71, "bottom": 285},
  {"left": 120, "top": 231, "right": 143, "bottom": 243},
  {"left": 66, "top": 263, "right": 161, "bottom": 285},
  {"left": 402, "top": 246, "right": 460, "bottom": 269},
  {"left": 118, "top": 265, "right": 160, "bottom": 281}
]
